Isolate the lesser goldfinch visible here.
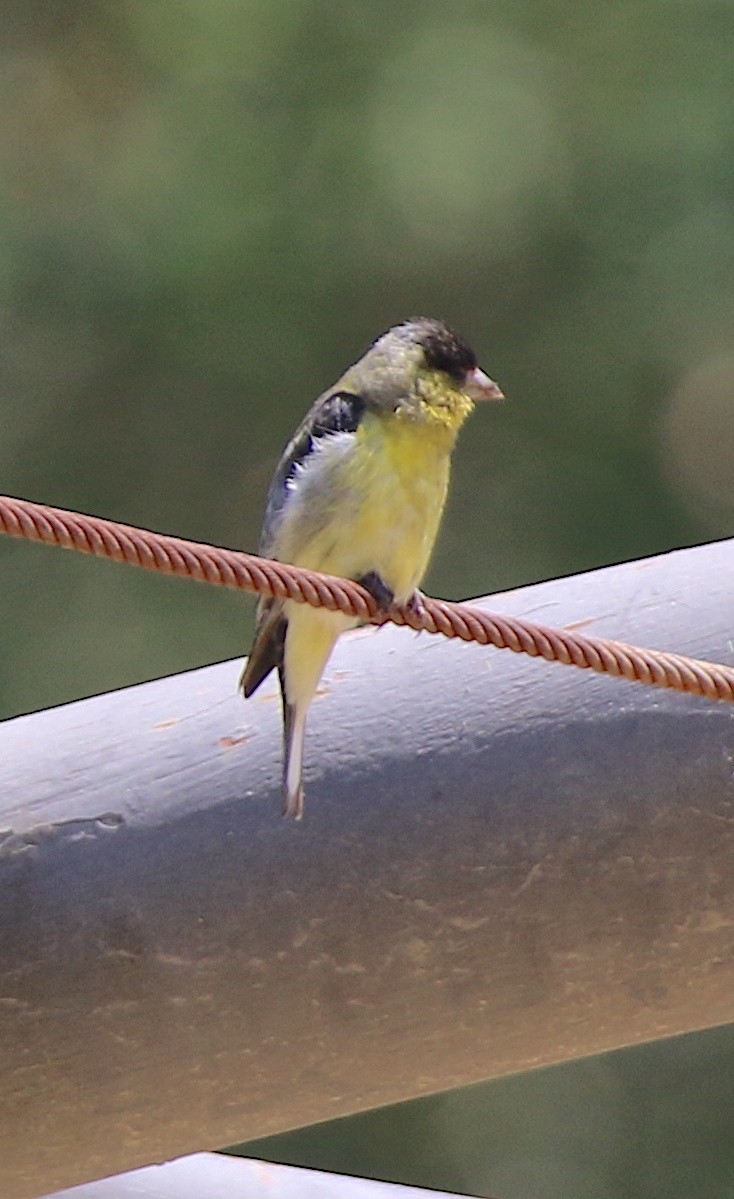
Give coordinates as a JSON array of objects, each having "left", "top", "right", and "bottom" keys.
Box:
[{"left": 241, "top": 317, "right": 503, "bottom": 818}]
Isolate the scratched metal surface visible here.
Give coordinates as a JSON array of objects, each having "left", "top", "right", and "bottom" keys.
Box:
[{"left": 1, "top": 540, "right": 733, "bottom": 1199}]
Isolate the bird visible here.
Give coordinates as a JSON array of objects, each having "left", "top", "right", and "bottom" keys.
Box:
[{"left": 240, "top": 317, "right": 504, "bottom": 818}]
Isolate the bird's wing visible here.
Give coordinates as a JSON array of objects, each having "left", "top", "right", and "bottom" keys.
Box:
[
  {"left": 241, "top": 390, "right": 366, "bottom": 698},
  {"left": 259, "top": 390, "right": 366, "bottom": 554},
  {"left": 240, "top": 597, "right": 286, "bottom": 697}
]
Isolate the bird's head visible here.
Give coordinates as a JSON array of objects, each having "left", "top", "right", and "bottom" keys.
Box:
[{"left": 342, "top": 317, "right": 503, "bottom": 431}]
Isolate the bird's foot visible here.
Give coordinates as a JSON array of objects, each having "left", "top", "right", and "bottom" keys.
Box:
[
  {"left": 355, "top": 571, "right": 395, "bottom": 614},
  {"left": 404, "top": 589, "right": 428, "bottom": 623}
]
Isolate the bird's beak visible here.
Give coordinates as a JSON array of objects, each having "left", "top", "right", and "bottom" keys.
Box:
[{"left": 464, "top": 366, "right": 504, "bottom": 402}]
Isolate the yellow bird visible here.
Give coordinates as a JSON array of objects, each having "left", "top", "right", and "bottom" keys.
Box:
[{"left": 241, "top": 318, "right": 503, "bottom": 817}]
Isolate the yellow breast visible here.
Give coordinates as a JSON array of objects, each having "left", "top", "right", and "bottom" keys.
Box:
[
  {"left": 280, "top": 396, "right": 472, "bottom": 604},
  {"left": 340, "top": 409, "right": 461, "bottom": 601}
]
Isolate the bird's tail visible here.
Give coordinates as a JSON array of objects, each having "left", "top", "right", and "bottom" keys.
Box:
[
  {"left": 277, "top": 605, "right": 355, "bottom": 818},
  {"left": 281, "top": 696, "right": 307, "bottom": 819}
]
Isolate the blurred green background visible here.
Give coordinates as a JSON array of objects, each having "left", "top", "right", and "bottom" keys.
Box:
[
  {"left": 1, "top": 0, "right": 733, "bottom": 719},
  {"left": 1, "top": 2, "right": 733, "bottom": 1196},
  {"left": 237, "top": 1023, "right": 734, "bottom": 1199}
]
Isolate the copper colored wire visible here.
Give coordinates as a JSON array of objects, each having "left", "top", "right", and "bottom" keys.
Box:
[{"left": 1, "top": 494, "right": 732, "bottom": 703}]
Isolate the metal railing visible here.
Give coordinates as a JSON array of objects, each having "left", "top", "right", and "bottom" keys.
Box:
[{"left": 2, "top": 539, "right": 733, "bottom": 1199}]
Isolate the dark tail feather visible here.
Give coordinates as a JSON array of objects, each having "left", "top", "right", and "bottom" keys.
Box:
[
  {"left": 240, "top": 606, "right": 287, "bottom": 697},
  {"left": 281, "top": 670, "right": 306, "bottom": 819}
]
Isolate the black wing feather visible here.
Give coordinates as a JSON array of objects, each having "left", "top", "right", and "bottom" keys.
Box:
[
  {"left": 242, "top": 390, "right": 365, "bottom": 697},
  {"left": 260, "top": 390, "right": 365, "bottom": 553},
  {"left": 240, "top": 601, "right": 287, "bottom": 697}
]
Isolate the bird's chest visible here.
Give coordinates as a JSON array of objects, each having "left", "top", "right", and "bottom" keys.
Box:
[{"left": 348, "top": 418, "right": 453, "bottom": 598}]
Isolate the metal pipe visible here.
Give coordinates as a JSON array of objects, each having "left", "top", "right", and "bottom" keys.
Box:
[
  {"left": 43, "top": 1152, "right": 475, "bottom": 1199},
  {"left": 1, "top": 540, "right": 733, "bottom": 1199}
]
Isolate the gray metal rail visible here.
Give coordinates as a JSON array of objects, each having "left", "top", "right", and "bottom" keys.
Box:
[
  {"left": 43, "top": 1152, "right": 474, "bottom": 1199},
  {"left": 1, "top": 540, "right": 733, "bottom": 1199}
]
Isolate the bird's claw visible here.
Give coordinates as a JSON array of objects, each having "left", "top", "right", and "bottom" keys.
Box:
[
  {"left": 405, "top": 589, "right": 427, "bottom": 623},
  {"left": 356, "top": 571, "right": 395, "bottom": 614}
]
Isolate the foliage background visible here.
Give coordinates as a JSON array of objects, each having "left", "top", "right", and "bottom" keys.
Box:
[
  {"left": 1, "top": 2, "right": 733, "bottom": 1196},
  {"left": 2, "top": 0, "right": 733, "bottom": 719}
]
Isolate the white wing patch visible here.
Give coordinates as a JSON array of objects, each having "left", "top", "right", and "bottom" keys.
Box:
[
  {"left": 276, "top": 431, "right": 359, "bottom": 563},
  {"left": 285, "top": 430, "right": 357, "bottom": 495}
]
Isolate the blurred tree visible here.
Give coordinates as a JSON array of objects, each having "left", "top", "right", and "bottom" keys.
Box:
[{"left": 1, "top": 0, "right": 732, "bottom": 717}]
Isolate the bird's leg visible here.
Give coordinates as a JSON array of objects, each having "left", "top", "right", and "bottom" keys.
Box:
[
  {"left": 404, "top": 589, "right": 427, "bottom": 623},
  {"left": 355, "top": 571, "right": 395, "bottom": 614}
]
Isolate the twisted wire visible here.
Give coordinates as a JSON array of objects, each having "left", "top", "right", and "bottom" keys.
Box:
[{"left": 1, "top": 494, "right": 732, "bottom": 703}]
